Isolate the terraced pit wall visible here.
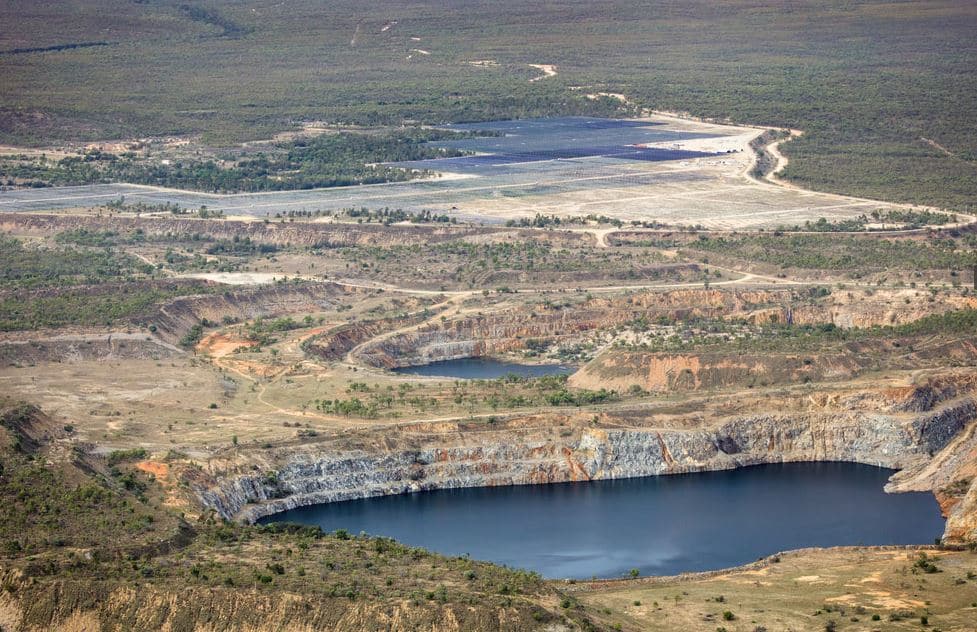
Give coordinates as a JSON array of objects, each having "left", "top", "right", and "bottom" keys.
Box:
[
  {"left": 350, "top": 288, "right": 977, "bottom": 370},
  {"left": 569, "top": 339, "right": 977, "bottom": 393},
  {"left": 351, "top": 289, "right": 800, "bottom": 368},
  {"left": 192, "top": 377, "right": 977, "bottom": 542},
  {"left": 150, "top": 281, "right": 365, "bottom": 345}
]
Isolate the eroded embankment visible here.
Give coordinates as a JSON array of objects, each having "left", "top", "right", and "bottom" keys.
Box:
[
  {"left": 303, "top": 312, "right": 431, "bottom": 363},
  {"left": 0, "top": 333, "right": 182, "bottom": 365},
  {"left": 150, "top": 281, "right": 365, "bottom": 345},
  {"left": 570, "top": 338, "right": 977, "bottom": 393},
  {"left": 0, "top": 212, "right": 594, "bottom": 248},
  {"left": 190, "top": 374, "right": 977, "bottom": 542},
  {"left": 348, "top": 287, "right": 977, "bottom": 370},
  {"left": 0, "top": 565, "right": 548, "bottom": 632},
  {"left": 351, "top": 289, "right": 797, "bottom": 368}
]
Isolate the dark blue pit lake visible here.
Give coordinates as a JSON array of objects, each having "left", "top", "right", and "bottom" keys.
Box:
[
  {"left": 391, "top": 357, "right": 574, "bottom": 379},
  {"left": 260, "top": 462, "right": 945, "bottom": 579}
]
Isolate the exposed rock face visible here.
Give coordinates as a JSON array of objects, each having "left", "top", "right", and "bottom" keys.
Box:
[
  {"left": 944, "top": 479, "right": 977, "bottom": 541},
  {"left": 158, "top": 281, "right": 977, "bottom": 541},
  {"left": 790, "top": 293, "right": 977, "bottom": 329},
  {"left": 569, "top": 352, "right": 864, "bottom": 392},
  {"left": 570, "top": 338, "right": 977, "bottom": 393},
  {"left": 193, "top": 380, "right": 977, "bottom": 546},
  {"left": 885, "top": 374, "right": 977, "bottom": 541},
  {"left": 150, "top": 281, "right": 362, "bottom": 345},
  {"left": 352, "top": 313, "right": 587, "bottom": 368},
  {"left": 5, "top": 279, "right": 367, "bottom": 346},
  {"left": 348, "top": 288, "right": 976, "bottom": 370},
  {"left": 912, "top": 400, "right": 977, "bottom": 454},
  {"left": 351, "top": 289, "right": 802, "bottom": 368},
  {"left": 197, "top": 416, "right": 906, "bottom": 523},
  {"left": 304, "top": 313, "right": 428, "bottom": 362}
]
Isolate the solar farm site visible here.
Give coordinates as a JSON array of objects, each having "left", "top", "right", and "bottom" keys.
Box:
[{"left": 0, "top": 115, "right": 910, "bottom": 229}]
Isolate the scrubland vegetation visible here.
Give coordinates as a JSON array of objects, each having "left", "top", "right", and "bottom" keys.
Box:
[
  {"left": 312, "top": 374, "right": 615, "bottom": 420},
  {"left": 614, "top": 307, "right": 977, "bottom": 355},
  {"left": 0, "top": 235, "right": 151, "bottom": 289},
  {"left": 3, "top": 2, "right": 977, "bottom": 628},
  {"left": 3, "top": 210, "right": 977, "bottom": 628},
  {"left": 0, "top": 234, "right": 224, "bottom": 331},
  {"left": 686, "top": 233, "right": 977, "bottom": 272},
  {"left": 0, "top": 400, "right": 589, "bottom": 630},
  {"left": 2, "top": 1, "right": 976, "bottom": 209},
  {"left": 330, "top": 240, "right": 710, "bottom": 288},
  {"left": 1, "top": 129, "right": 484, "bottom": 193}
]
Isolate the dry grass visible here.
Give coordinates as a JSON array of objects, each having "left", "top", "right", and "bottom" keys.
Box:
[{"left": 575, "top": 547, "right": 977, "bottom": 631}]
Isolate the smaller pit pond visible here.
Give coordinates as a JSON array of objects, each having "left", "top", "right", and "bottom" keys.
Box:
[{"left": 391, "top": 357, "right": 575, "bottom": 380}]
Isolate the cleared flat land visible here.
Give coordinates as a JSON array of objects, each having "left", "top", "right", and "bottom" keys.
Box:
[
  {"left": 0, "top": 115, "right": 918, "bottom": 230},
  {"left": 576, "top": 547, "right": 977, "bottom": 631}
]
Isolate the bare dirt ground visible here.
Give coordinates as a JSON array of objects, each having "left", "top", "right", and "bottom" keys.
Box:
[
  {"left": 2, "top": 277, "right": 969, "bottom": 456},
  {"left": 920, "top": 136, "right": 955, "bottom": 158},
  {"left": 437, "top": 114, "right": 935, "bottom": 230},
  {"left": 3, "top": 114, "right": 967, "bottom": 231},
  {"left": 763, "top": 128, "right": 802, "bottom": 186},
  {"left": 575, "top": 547, "right": 977, "bottom": 631},
  {"left": 528, "top": 63, "right": 557, "bottom": 81}
]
